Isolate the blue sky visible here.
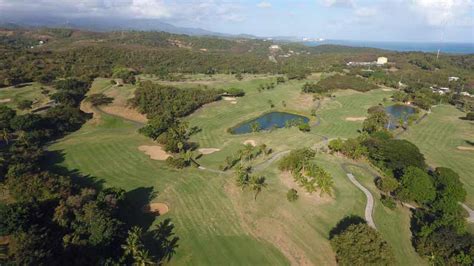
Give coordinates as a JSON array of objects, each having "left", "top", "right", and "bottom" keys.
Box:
[{"left": 0, "top": 0, "right": 473, "bottom": 42}]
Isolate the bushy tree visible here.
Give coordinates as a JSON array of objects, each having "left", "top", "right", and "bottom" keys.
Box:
[
  {"left": 17, "top": 100, "right": 33, "bottom": 110},
  {"left": 397, "top": 166, "right": 435, "bottom": 204},
  {"left": 330, "top": 222, "right": 394, "bottom": 265}
]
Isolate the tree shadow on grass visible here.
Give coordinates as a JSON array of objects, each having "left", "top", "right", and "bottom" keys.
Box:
[
  {"left": 329, "top": 215, "right": 366, "bottom": 239},
  {"left": 144, "top": 218, "right": 180, "bottom": 263},
  {"left": 41, "top": 149, "right": 104, "bottom": 190},
  {"left": 121, "top": 187, "right": 157, "bottom": 231}
]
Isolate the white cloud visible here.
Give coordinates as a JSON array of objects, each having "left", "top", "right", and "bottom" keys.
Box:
[
  {"left": 322, "top": 0, "right": 354, "bottom": 8},
  {"left": 257, "top": 1, "right": 272, "bottom": 8},
  {"left": 410, "top": 0, "right": 473, "bottom": 26}
]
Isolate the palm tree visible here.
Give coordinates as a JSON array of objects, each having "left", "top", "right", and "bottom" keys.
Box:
[
  {"left": 1, "top": 128, "right": 10, "bottom": 144},
  {"left": 235, "top": 165, "right": 251, "bottom": 190},
  {"left": 122, "top": 227, "right": 154, "bottom": 266},
  {"left": 315, "top": 168, "right": 334, "bottom": 197},
  {"left": 249, "top": 175, "right": 267, "bottom": 200}
]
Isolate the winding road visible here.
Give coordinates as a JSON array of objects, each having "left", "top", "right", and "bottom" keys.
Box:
[{"left": 341, "top": 163, "right": 377, "bottom": 229}]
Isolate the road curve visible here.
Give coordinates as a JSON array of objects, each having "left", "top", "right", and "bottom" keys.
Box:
[
  {"left": 459, "top": 203, "right": 474, "bottom": 223},
  {"left": 341, "top": 163, "right": 376, "bottom": 229}
]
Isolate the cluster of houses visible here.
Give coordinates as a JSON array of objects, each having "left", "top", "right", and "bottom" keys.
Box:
[
  {"left": 346, "top": 57, "right": 388, "bottom": 66},
  {"left": 268, "top": 45, "right": 311, "bottom": 59},
  {"left": 431, "top": 76, "right": 473, "bottom": 97}
]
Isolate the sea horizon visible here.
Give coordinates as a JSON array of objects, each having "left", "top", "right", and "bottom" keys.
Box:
[{"left": 305, "top": 40, "right": 474, "bottom": 54}]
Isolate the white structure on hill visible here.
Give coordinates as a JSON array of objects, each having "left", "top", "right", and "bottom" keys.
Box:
[
  {"left": 269, "top": 45, "right": 281, "bottom": 51},
  {"left": 448, "top": 76, "right": 460, "bottom": 82},
  {"left": 377, "top": 57, "right": 388, "bottom": 65}
]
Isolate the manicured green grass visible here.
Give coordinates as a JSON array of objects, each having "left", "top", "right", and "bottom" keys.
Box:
[
  {"left": 403, "top": 105, "right": 474, "bottom": 206},
  {"left": 0, "top": 82, "right": 55, "bottom": 112},
  {"left": 49, "top": 74, "right": 426, "bottom": 264}
]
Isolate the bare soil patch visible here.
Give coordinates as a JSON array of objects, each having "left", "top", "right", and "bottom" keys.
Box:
[
  {"left": 138, "top": 145, "right": 171, "bottom": 160},
  {"left": 142, "top": 202, "right": 169, "bottom": 215},
  {"left": 0, "top": 98, "right": 11, "bottom": 103},
  {"left": 230, "top": 101, "right": 237, "bottom": 104},
  {"left": 382, "top": 88, "right": 393, "bottom": 92},
  {"left": 280, "top": 172, "right": 332, "bottom": 205},
  {"left": 345, "top": 116, "right": 366, "bottom": 121},
  {"left": 243, "top": 140, "right": 257, "bottom": 146},
  {"left": 198, "top": 148, "right": 221, "bottom": 154},
  {"left": 102, "top": 105, "right": 148, "bottom": 123},
  {"left": 457, "top": 146, "right": 474, "bottom": 151}
]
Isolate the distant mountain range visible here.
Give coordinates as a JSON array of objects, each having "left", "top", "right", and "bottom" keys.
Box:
[{"left": 0, "top": 16, "right": 223, "bottom": 36}]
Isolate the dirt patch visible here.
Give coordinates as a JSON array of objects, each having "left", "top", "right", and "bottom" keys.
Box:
[
  {"left": 198, "top": 148, "right": 221, "bottom": 154},
  {"left": 230, "top": 101, "right": 238, "bottom": 104},
  {"left": 243, "top": 140, "right": 257, "bottom": 146},
  {"left": 102, "top": 105, "right": 147, "bottom": 123},
  {"left": 0, "top": 98, "right": 11, "bottom": 103},
  {"left": 142, "top": 203, "right": 169, "bottom": 215},
  {"left": 457, "top": 146, "right": 474, "bottom": 151},
  {"left": 138, "top": 145, "right": 171, "bottom": 160},
  {"left": 345, "top": 116, "right": 366, "bottom": 121},
  {"left": 280, "top": 172, "right": 332, "bottom": 205},
  {"left": 382, "top": 88, "right": 393, "bottom": 92},
  {"left": 222, "top": 96, "right": 237, "bottom": 101}
]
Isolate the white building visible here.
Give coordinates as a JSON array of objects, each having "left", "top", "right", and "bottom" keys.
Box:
[
  {"left": 377, "top": 57, "right": 388, "bottom": 65},
  {"left": 448, "top": 76, "right": 460, "bottom": 82},
  {"left": 269, "top": 45, "right": 281, "bottom": 51}
]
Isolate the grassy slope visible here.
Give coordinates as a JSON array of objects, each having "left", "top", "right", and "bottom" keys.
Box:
[
  {"left": 402, "top": 105, "right": 474, "bottom": 206},
  {"left": 0, "top": 82, "right": 54, "bottom": 112},
  {"left": 49, "top": 75, "right": 422, "bottom": 264}
]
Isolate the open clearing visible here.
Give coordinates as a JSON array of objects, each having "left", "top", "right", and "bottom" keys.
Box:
[
  {"left": 49, "top": 74, "right": 429, "bottom": 265},
  {"left": 457, "top": 146, "right": 474, "bottom": 151}
]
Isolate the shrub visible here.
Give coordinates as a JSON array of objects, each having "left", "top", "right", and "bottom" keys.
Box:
[
  {"left": 224, "top": 87, "right": 245, "bottom": 97},
  {"left": 86, "top": 93, "right": 114, "bottom": 106},
  {"left": 376, "top": 176, "right": 399, "bottom": 194},
  {"left": 465, "top": 112, "right": 474, "bottom": 120},
  {"left": 298, "top": 123, "right": 311, "bottom": 132},
  {"left": 17, "top": 100, "right": 33, "bottom": 110},
  {"left": 278, "top": 148, "right": 316, "bottom": 172},
  {"left": 166, "top": 157, "right": 189, "bottom": 169},
  {"left": 286, "top": 189, "right": 299, "bottom": 202},
  {"left": 380, "top": 195, "right": 396, "bottom": 209}
]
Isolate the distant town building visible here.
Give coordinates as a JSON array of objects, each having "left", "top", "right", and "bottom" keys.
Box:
[
  {"left": 377, "top": 57, "right": 388, "bottom": 65},
  {"left": 448, "top": 76, "right": 460, "bottom": 82},
  {"left": 269, "top": 45, "right": 281, "bottom": 51},
  {"left": 431, "top": 86, "right": 450, "bottom": 95}
]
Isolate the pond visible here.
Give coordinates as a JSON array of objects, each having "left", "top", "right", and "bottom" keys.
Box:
[
  {"left": 230, "top": 112, "right": 310, "bottom": 134},
  {"left": 385, "top": 104, "right": 417, "bottom": 129}
]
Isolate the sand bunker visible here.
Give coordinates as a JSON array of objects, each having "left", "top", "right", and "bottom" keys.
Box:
[
  {"left": 223, "top": 96, "right": 237, "bottom": 101},
  {"left": 138, "top": 145, "right": 171, "bottom": 160},
  {"left": 142, "top": 203, "right": 169, "bottom": 215},
  {"left": 230, "top": 101, "right": 238, "bottom": 104},
  {"left": 243, "top": 140, "right": 257, "bottom": 146},
  {"left": 198, "top": 148, "right": 221, "bottom": 154},
  {"left": 0, "top": 98, "right": 11, "bottom": 103},
  {"left": 345, "top": 117, "right": 366, "bottom": 121},
  {"left": 457, "top": 146, "right": 474, "bottom": 151},
  {"left": 382, "top": 88, "right": 393, "bottom": 92}
]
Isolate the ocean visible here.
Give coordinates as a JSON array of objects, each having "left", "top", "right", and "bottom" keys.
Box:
[{"left": 305, "top": 40, "right": 474, "bottom": 54}]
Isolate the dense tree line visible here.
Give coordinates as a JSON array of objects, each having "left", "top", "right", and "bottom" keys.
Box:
[{"left": 0, "top": 78, "right": 178, "bottom": 264}]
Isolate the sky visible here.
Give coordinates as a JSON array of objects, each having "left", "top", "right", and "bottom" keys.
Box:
[{"left": 0, "top": 0, "right": 473, "bottom": 42}]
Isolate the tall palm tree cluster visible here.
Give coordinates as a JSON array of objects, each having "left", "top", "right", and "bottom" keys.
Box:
[
  {"left": 294, "top": 162, "right": 333, "bottom": 197},
  {"left": 235, "top": 165, "right": 267, "bottom": 200}
]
